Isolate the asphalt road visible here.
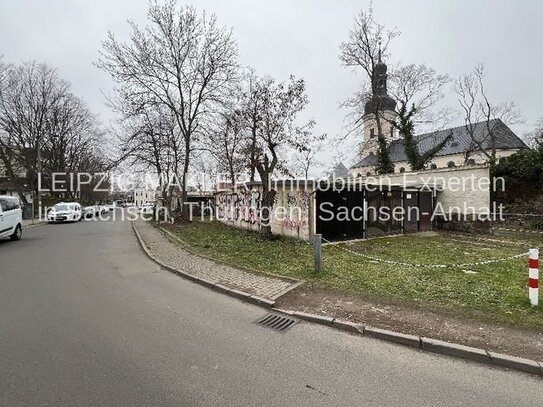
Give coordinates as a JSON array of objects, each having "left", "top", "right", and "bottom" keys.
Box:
[{"left": 1, "top": 213, "right": 541, "bottom": 406}]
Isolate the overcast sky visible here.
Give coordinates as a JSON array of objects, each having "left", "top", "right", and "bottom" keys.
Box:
[{"left": 1, "top": 0, "right": 542, "bottom": 167}]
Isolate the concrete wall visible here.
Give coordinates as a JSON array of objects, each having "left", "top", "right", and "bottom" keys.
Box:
[
  {"left": 382, "top": 166, "right": 492, "bottom": 215},
  {"left": 215, "top": 186, "right": 313, "bottom": 240},
  {"left": 215, "top": 167, "right": 492, "bottom": 240}
]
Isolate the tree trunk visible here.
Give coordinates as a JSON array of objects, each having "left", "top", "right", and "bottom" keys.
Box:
[
  {"left": 249, "top": 124, "right": 257, "bottom": 182},
  {"left": 180, "top": 138, "right": 191, "bottom": 221},
  {"left": 259, "top": 181, "right": 275, "bottom": 239}
]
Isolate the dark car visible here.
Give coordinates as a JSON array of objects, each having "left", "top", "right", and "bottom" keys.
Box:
[{"left": 82, "top": 206, "right": 96, "bottom": 219}]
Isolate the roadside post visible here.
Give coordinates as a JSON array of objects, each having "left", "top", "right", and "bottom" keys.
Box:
[
  {"left": 314, "top": 233, "right": 322, "bottom": 273},
  {"left": 529, "top": 248, "right": 539, "bottom": 306}
]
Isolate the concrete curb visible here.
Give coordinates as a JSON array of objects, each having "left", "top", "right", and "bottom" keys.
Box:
[
  {"left": 272, "top": 308, "right": 543, "bottom": 378},
  {"left": 366, "top": 327, "right": 421, "bottom": 348},
  {"left": 132, "top": 221, "right": 543, "bottom": 378},
  {"left": 23, "top": 221, "right": 47, "bottom": 230},
  {"left": 421, "top": 337, "right": 489, "bottom": 364},
  {"left": 132, "top": 221, "right": 277, "bottom": 309}
]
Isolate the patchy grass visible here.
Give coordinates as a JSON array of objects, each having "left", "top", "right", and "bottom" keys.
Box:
[{"left": 161, "top": 220, "right": 542, "bottom": 329}]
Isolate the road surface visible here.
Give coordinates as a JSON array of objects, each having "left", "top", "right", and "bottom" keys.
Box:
[{"left": 0, "top": 213, "right": 541, "bottom": 406}]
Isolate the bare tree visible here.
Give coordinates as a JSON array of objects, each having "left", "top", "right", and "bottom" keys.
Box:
[
  {"left": 292, "top": 129, "right": 326, "bottom": 180},
  {"left": 242, "top": 74, "right": 311, "bottom": 238},
  {"left": 113, "top": 99, "right": 183, "bottom": 210},
  {"left": 97, "top": 0, "right": 239, "bottom": 217},
  {"left": 0, "top": 61, "right": 106, "bottom": 204},
  {"left": 239, "top": 68, "right": 265, "bottom": 182},
  {"left": 340, "top": 7, "right": 399, "bottom": 93},
  {"left": 389, "top": 63, "right": 451, "bottom": 128},
  {"left": 191, "top": 151, "right": 218, "bottom": 193},
  {"left": 387, "top": 63, "right": 453, "bottom": 170},
  {"left": 339, "top": 7, "right": 400, "bottom": 173},
  {"left": 524, "top": 117, "right": 543, "bottom": 148},
  {"left": 455, "top": 64, "right": 521, "bottom": 166},
  {"left": 209, "top": 108, "right": 247, "bottom": 185}
]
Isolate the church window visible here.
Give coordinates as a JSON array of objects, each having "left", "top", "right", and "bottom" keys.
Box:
[
  {"left": 370, "top": 128, "right": 375, "bottom": 138},
  {"left": 390, "top": 127, "right": 394, "bottom": 137}
]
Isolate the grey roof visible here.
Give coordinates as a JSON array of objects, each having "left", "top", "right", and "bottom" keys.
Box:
[
  {"left": 352, "top": 119, "right": 528, "bottom": 168},
  {"left": 329, "top": 162, "right": 350, "bottom": 179}
]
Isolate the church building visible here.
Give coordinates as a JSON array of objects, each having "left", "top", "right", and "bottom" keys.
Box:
[{"left": 350, "top": 54, "right": 528, "bottom": 177}]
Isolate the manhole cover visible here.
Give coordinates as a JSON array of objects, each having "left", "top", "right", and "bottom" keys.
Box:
[{"left": 256, "top": 314, "right": 297, "bottom": 333}]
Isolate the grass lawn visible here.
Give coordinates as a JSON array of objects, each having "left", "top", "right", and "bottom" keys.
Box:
[{"left": 161, "top": 220, "right": 542, "bottom": 329}]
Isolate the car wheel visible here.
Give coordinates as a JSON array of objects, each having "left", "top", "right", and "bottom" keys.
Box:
[{"left": 10, "top": 224, "right": 22, "bottom": 241}]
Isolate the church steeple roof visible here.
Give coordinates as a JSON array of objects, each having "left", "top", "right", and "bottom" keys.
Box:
[{"left": 364, "top": 45, "right": 396, "bottom": 115}]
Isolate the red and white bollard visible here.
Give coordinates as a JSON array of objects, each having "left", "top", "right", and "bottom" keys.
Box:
[{"left": 529, "top": 248, "right": 539, "bottom": 306}]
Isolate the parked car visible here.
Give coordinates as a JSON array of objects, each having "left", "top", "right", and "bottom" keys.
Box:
[
  {"left": 105, "top": 201, "right": 117, "bottom": 211},
  {"left": 139, "top": 203, "right": 155, "bottom": 214},
  {"left": 47, "top": 202, "right": 82, "bottom": 223},
  {"left": 0, "top": 195, "right": 23, "bottom": 241},
  {"left": 82, "top": 206, "right": 96, "bottom": 219}
]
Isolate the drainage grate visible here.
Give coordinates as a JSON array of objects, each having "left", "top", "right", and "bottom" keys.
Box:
[{"left": 256, "top": 314, "right": 298, "bottom": 333}]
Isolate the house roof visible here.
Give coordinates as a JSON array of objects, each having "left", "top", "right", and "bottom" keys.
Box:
[
  {"left": 329, "top": 162, "right": 350, "bottom": 179},
  {"left": 352, "top": 119, "right": 528, "bottom": 169}
]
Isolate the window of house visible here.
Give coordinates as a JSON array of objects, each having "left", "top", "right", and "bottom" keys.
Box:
[
  {"left": 390, "top": 127, "right": 394, "bottom": 137},
  {"left": 366, "top": 172, "right": 372, "bottom": 176},
  {"left": 430, "top": 163, "right": 437, "bottom": 170},
  {"left": 466, "top": 158, "right": 476, "bottom": 166},
  {"left": 447, "top": 161, "right": 456, "bottom": 168},
  {"left": 370, "top": 128, "right": 375, "bottom": 138},
  {"left": 399, "top": 167, "right": 405, "bottom": 173}
]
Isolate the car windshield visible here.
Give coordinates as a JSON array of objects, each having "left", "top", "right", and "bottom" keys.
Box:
[{"left": 53, "top": 204, "right": 69, "bottom": 211}]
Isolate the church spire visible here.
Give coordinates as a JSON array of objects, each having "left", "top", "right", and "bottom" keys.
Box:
[{"left": 364, "top": 44, "right": 396, "bottom": 115}]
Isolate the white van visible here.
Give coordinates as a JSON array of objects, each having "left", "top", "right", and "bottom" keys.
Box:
[
  {"left": 47, "top": 202, "right": 82, "bottom": 223},
  {"left": 0, "top": 195, "right": 23, "bottom": 241}
]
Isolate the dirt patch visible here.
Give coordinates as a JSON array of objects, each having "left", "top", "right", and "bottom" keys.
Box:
[{"left": 276, "top": 285, "right": 543, "bottom": 362}]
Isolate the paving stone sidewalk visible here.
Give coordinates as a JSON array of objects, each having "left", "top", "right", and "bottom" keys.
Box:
[{"left": 134, "top": 219, "right": 299, "bottom": 300}]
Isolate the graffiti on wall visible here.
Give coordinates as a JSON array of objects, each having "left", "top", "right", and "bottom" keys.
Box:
[
  {"left": 216, "top": 188, "right": 310, "bottom": 236},
  {"left": 216, "top": 190, "right": 262, "bottom": 224},
  {"left": 281, "top": 190, "right": 309, "bottom": 231}
]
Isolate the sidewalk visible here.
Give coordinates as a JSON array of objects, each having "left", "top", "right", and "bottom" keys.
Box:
[
  {"left": 133, "top": 219, "right": 300, "bottom": 300},
  {"left": 22, "top": 219, "right": 47, "bottom": 229}
]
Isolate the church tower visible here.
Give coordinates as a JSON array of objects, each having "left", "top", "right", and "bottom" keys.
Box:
[{"left": 360, "top": 48, "right": 398, "bottom": 157}]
